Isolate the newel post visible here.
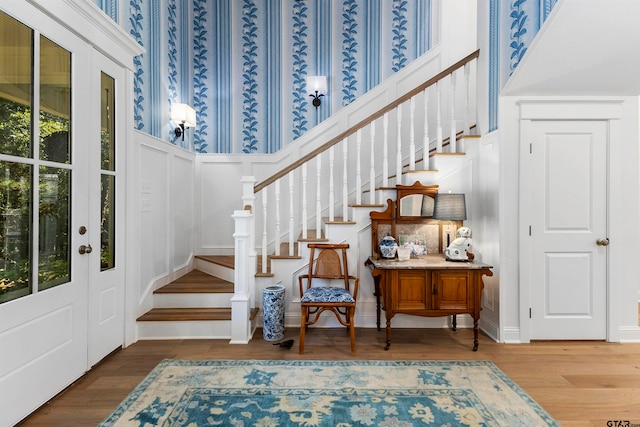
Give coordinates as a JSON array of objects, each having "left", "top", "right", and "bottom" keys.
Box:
[{"left": 230, "top": 176, "right": 257, "bottom": 344}]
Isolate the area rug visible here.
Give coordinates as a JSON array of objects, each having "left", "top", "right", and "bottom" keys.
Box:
[{"left": 99, "top": 359, "right": 559, "bottom": 426}]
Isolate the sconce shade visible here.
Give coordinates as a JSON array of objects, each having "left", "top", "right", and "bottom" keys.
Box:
[
  {"left": 433, "top": 193, "right": 467, "bottom": 221},
  {"left": 171, "top": 103, "right": 196, "bottom": 128},
  {"left": 306, "top": 76, "right": 327, "bottom": 94}
]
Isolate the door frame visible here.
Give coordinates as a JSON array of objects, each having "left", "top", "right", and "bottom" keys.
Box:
[{"left": 517, "top": 100, "right": 624, "bottom": 343}]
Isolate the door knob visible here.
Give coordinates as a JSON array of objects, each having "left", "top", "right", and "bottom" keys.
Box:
[
  {"left": 78, "top": 244, "right": 93, "bottom": 254},
  {"left": 595, "top": 238, "right": 610, "bottom": 247}
]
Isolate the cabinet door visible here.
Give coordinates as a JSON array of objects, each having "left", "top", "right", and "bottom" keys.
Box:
[
  {"left": 435, "top": 271, "right": 470, "bottom": 310},
  {"left": 395, "top": 270, "right": 431, "bottom": 311}
]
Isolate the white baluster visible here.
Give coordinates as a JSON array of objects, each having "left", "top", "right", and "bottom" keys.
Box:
[
  {"left": 342, "top": 138, "right": 349, "bottom": 221},
  {"left": 436, "top": 82, "right": 443, "bottom": 153},
  {"left": 289, "top": 171, "right": 295, "bottom": 256},
  {"left": 369, "top": 121, "right": 376, "bottom": 204},
  {"left": 396, "top": 104, "right": 403, "bottom": 185},
  {"left": 450, "top": 70, "right": 457, "bottom": 153},
  {"left": 356, "top": 129, "right": 362, "bottom": 205},
  {"left": 409, "top": 97, "right": 416, "bottom": 171},
  {"left": 261, "top": 188, "right": 268, "bottom": 274},
  {"left": 382, "top": 113, "right": 389, "bottom": 189},
  {"left": 275, "top": 180, "right": 281, "bottom": 256},
  {"left": 301, "top": 163, "right": 308, "bottom": 239},
  {"left": 316, "top": 154, "right": 322, "bottom": 237},
  {"left": 329, "top": 147, "right": 335, "bottom": 222},
  {"left": 423, "top": 89, "right": 430, "bottom": 170},
  {"left": 464, "top": 62, "right": 471, "bottom": 137}
]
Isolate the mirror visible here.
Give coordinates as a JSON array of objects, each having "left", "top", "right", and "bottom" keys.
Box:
[
  {"left": 396, "top": 182, "right": 439, "bottom": 221},
  {"left": 399, "top": 194, "right": 434, "bottom": 217}
]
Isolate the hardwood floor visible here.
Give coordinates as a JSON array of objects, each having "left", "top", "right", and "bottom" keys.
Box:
[{"left": 18, "top": 328, "right": 640, "bottom": 426}]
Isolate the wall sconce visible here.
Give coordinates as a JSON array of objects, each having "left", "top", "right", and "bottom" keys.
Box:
[
  {"left": 306, "top": 75, "right": 327, "bottom": 108},
  {"left": 433, "top": 193, "right": 467, "bottom": 247},
  {"left": 171, "top": 103, "right": 196, "bottom": 141}
]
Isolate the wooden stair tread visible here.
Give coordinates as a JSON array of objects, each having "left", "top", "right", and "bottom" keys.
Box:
[
  {"left": 349, "top": 203, "right": 385, "bottom": 207},
  {"left": 430, "top": 152, "right": 466, "bottom": 157},
  {"left": 404, "top": 169, "right": 438, "bottom": 174},
  {"left": 195, "top": 255, "right": 234, "bottom": 269},
  {"left": 297, "top": 229, "right": 328, "bottom": 242},
  {"left": 137, "top": 307, "right": 232, "bottom": 321},
  {"left": 323, "top": 216, "right": 356, "bottom": 225},
  {"left": 269, "top": 242, "right": 301, "bottom": 259},
  {"left": 154, "top": 270, "right": 233, "bottom": 294}
]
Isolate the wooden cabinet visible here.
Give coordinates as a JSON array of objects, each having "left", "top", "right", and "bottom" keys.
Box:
[
  {"left": 434, "top": 271, "right": 471, "bottom": 310},
  {"left": 393, "top": 270, "right": 473, "bottom": 312},
  {"left": 367, "top": 256, "right": 492, "bottom": 351}
]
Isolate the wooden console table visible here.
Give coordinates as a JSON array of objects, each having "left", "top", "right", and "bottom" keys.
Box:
[
  {"left": 366, "top": 183, "right": 493, "bottom": 351},
  {"left": 365, "top": 254, "right": 493, "bottom": 351}
]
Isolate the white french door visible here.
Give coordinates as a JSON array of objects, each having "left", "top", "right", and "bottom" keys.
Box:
[
  {"left": 0, "top": 6, "right": 126, "bottom": 426},
  {"left": 87, "top": 53, "right": 126, "bottom": 367},
  {"left": 0, "top": 8, "right": 91, "bottom": 427},
  {"left": 524, "top": 120, "right": 608, "bottom": 340}
]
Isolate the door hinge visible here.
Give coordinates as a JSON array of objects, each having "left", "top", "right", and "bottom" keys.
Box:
[
  {"left": 529, "top": 225, "right": 532, "bottom": 236},
  {"left": 529, "top": 143, "right": 532, "bottom": 154},
  {"left": 529, "top": 308, "right": 532, "bottom": 318}
]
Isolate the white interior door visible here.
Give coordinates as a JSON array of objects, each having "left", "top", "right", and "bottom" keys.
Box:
[
  {"left": 87, "top": 52, "right": 126, "bottom": 367},
  {"left": 0, "top": 8, "right": 91, "bottom": 426},
  {"left": 526, "top": 120, "right": 608, "bottom": 339}
]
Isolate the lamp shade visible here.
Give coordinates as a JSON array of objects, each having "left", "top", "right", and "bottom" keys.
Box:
[
  {"left": 171, "top": 103, "right": 196, "bottom": 128},
  {"left": 306, "top": 75, "right": 327, "bottom": 94},
  {"left": 433, "top": 193, "right": 467, "bottom": 220}
]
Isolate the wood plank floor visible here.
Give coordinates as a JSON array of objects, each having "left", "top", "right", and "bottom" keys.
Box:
[{"left": 18, "top": 328, "right": 640, "bottom": 426}]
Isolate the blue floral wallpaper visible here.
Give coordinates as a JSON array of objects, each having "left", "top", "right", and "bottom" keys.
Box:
[
  {"left": 117, "top": 0, "right": 556, "bottom": 151},
  {"left": 488, "top": 0, "right": 558, "bottom": 131},
  {"left": 122, "top": 0, "right": 432, "bottom": 153}
]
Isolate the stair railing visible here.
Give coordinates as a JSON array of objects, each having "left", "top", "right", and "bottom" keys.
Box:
[{"left": 232, "top": 50, "right": 479, "bottom": 343}]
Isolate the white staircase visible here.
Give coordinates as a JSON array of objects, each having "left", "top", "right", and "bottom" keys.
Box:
[
  {"left": 137, "top": 50, "right": 482, "bottom": 342},
  {"left": 135, "top": 140, "right": 480, "bottom": 340}
]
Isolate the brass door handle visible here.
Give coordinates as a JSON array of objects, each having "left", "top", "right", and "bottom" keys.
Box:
[
  {"left": 79, "top": 244, "right": 93, "bottom": 254},
  {"left": 596, "top": 238, "right": 610, "bottom": 247}
]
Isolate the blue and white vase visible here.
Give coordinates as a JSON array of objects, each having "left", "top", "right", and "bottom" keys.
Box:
[
  {"left": 379, "top": 234, "right": 398, "bottom": 259},
  {"left": 262, "top": 285, "right": 285, "bottom": 341}
]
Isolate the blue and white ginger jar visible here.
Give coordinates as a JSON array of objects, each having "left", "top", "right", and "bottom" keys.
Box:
[{"left": 379, "top": 234, "right": 398, "bottom": 259}]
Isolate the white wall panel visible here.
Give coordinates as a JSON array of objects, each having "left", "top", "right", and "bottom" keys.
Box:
[
  {"left": 199, "top": 161, "right": 244, "bottom": 251},
  {"left": 172, "top": 155, "right": 195, "bottom": 268},
  {"left": 139, "top": 145, "right": 170, "bottom": 296}
]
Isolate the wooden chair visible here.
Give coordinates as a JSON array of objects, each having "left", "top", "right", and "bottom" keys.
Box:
[{"left": 298, "top": 243, "right": 359, "bottom": 355}]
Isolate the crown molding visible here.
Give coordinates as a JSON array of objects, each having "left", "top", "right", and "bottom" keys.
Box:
[{"left": 25, "top": 0, "right": 144, "bottom": 69}]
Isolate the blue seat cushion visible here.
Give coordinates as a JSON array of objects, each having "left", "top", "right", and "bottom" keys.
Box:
[{"left": 301, "top": 286, "right": 355, "bottom": 303}]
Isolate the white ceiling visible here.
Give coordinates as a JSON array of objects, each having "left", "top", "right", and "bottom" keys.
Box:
[{"left": 501, "top": 0, "right": 640, "bottom": 96}]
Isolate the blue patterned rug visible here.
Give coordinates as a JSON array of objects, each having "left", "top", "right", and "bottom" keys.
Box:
[{"left": 99, "top": 359, "right": 559, "bottom": 426}]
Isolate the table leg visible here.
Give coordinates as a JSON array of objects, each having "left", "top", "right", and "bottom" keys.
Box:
[
  {"left": 472, "top": 317, "right": 479, "bottom": 351},
  {"left": 373, "top": 277, "right": 381, "bottom": 331},
  {"left": 451, "top": 314, "right": 457, "bottom": 331},
  {"left": 384, "top": 319, "right": 391, "bottom": 351}
]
